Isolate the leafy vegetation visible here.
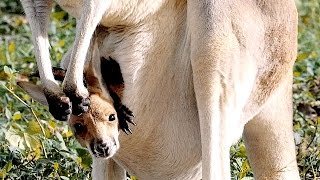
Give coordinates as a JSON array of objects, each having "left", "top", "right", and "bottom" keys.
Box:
[
  {"left": 0, "top": 0, "right": 319, "bottom": 179},
  {"left": 293, "top": 0, "right": 320, "bottom": 179},
  {"left": 0, "top": 2, "right": 92, "bottom": 179}
]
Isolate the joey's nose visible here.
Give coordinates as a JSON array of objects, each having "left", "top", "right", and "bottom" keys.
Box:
[
  {"left": 98, "top": 142, "right": 108, "bottom": 148},
  {"left": 96, "top": 140, "right": 109, "bottom": 149},
  {"left": 91, "top": 140, "right": 111, "bottom": 156}
]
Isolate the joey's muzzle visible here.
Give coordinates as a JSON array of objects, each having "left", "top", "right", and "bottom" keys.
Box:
[{"left": 89, "top": 138, "right": 119, "bottom": 158}]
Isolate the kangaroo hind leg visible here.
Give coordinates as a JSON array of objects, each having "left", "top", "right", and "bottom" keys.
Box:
[
  {"left": 243, "top": 78, "right": 300, "bottom": 180},
  {"left": 20, "top": 0, "right": 71, "bottom": 121}
]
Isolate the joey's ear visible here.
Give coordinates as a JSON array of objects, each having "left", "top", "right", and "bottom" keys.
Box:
[{"left": 17, "top": 81, "right": 48, "bottom": 106}]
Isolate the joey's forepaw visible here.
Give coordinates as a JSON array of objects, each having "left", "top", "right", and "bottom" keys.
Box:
[
  {"left": 117, "top": 104, "right": 135, "bottom": 135},
  {"left": 45, "top": 93, "right": 71, "bottom": 121}
]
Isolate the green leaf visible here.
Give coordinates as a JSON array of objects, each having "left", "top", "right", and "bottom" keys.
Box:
[
  {"left": 26, "top": 120, "right": 42, "bottom": 135},
  {"left": 8, "top": 41, "right": 16, "bottom": 53},
  {"left": 293, "top": 71, "right": 301, "bottom": 77},
  {"left": 5, "top": 160, "right": 12, "bottom": 172},
  {"left": 48, "top": 119, "right": 57, "bottom": 129},
  {"left": 55, "top": 131, "right": 68, "bottom": 151},
  {"left": 0, "top": 167, "right": 6, "bottom": 179},
  {"left": 236, "top": 143, "right": 247, "bottom": 158},
  {"left": 12, "top": 111, "right": 22, "bottom": 120},
  {"left": 296, "top": 53, "right": 309, "bottom": 61},
  {"left": 79, "top": 154, "right": 92, "bottom": 169},
  {"left": 5, "top": 107, "right": 12, "bottom": 120},
  {"left": 57, "top": 40, "right": 65, "bottom": 47},
  {"left": 24, "top": 133, "right": 41, "bottom": 150},
  {"left": 60, "top": 176, "right": 70, "bottom": 180},
  {"left": 52, "top": 11, "right": 66, "bottom": 21},
  {"left": 239, "top": 144, "right": 246, "bottom": 155},
  {"left": 53, "top": 162, "right": 59, "bottom": 170},
  {"left": 3, "top": 66, "right": 12, "bottom": 75},
  {"left": 239, "top": 159, "right": 251, "bottom": 179},
  {"left": 5, "top": 127, "right": 25, "bottom": 150}
]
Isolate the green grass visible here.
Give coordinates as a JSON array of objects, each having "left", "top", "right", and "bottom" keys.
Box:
[
  {"left": 0, "top": 0, "right": 319, "bottom": 179},
  {"left": 0, "top": 2, "right": 92, "bottom": 179}
]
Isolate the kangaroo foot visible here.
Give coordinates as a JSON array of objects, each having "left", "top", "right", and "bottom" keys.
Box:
[
  {"left": 44, "top": 89, "right": 71, "bottom": 121},
  {"left": 63, "top": 85, "right": 90, "bottom": 116},
  {"left": 70, "top": 94, "right": 90, "bottom": 116}
]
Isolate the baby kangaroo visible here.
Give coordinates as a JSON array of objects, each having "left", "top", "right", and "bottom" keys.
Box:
[
  {"left": 69, "top": 56, "right": 135, "bottom": 158},
  {"left": 18, "top": 39, "right": 135, "bottom": 158}
]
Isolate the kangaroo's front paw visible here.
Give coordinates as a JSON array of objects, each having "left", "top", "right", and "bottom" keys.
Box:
[{"left": 44, "top": 90, "right": 71, "bottom": 121}]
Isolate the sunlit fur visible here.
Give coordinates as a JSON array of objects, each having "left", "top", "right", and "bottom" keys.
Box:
[{"left": 19, "top": 0, "right": 300, "bottom": 180}]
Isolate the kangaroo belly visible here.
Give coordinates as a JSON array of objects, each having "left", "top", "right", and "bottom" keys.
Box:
[
  {"left": 98, "top": 23, "right": 203, "bottom": 179},
  {"left": 116, "top": 93, "right": 202, "bottom": 179},
  {"left": 115, "top": 69, "right": 203, "bottom": 179}
]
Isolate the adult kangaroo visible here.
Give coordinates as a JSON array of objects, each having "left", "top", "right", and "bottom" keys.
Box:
[{"left": 20, "top": 0, "right": 300, "bottom": 179}]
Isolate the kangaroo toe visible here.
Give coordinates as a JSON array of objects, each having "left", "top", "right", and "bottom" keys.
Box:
[
  {"left": 71, "top": 96, "right": 90, "bottom": 116},
  {"left": 46, "top": 94, "right": 71, "bottom": 121}
]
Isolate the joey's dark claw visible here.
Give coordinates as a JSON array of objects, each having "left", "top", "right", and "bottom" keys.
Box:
[
  {"left": 123, "top": 113, "right": 136, "bottom": 126},
  {"left": 119, "top": 115, "right": 130, "bottom": 134},
  {"left": 128, "top": 118, "right": 136, "bottom": 126},
  {"left": 120, "top": 105, "right": 135, "bottom": 122},
  {"left": 121, "top": 104, "right": 134, "bottom": 117},
  {"left": 122, "top": 123, "right": 132, "bottom": 135},
  {"left": 117, "top": 103, "right": 135, "bottom": 134},
  {"left": 128, "top": 120, "right": 136, "bottom": 126},
  {"left": 126, "top": 127, "right": 133, "bottom": 134}
]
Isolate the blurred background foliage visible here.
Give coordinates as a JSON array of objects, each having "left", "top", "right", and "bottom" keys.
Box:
[{"left": 0, "top": 0, "right": 319, "bottom": 179}]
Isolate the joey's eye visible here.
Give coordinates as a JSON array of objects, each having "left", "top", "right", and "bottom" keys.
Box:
[
  {"left": 109, "top": 114, "right": 116, "bottom": 121},
  {"left": 74, "top": 123, "right": 86, "bottom": 134}
]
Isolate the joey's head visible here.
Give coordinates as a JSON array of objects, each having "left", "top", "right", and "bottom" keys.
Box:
[
  {"left": 18, "top": 80, "right": 123, "bottom": 158},
  {"left": 69, "top": 94, "right": 120, "bottom": 158},
  {"left": 18, "top": 79, "right": 135, "bottom": 159}
]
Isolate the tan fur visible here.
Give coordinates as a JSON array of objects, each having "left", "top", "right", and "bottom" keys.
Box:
[
  {"left": 68, "top": 94, "right": 119, "bottom": 151},
  {"left": 19, "top": 0, "right": 300, "bottom": 179}
]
